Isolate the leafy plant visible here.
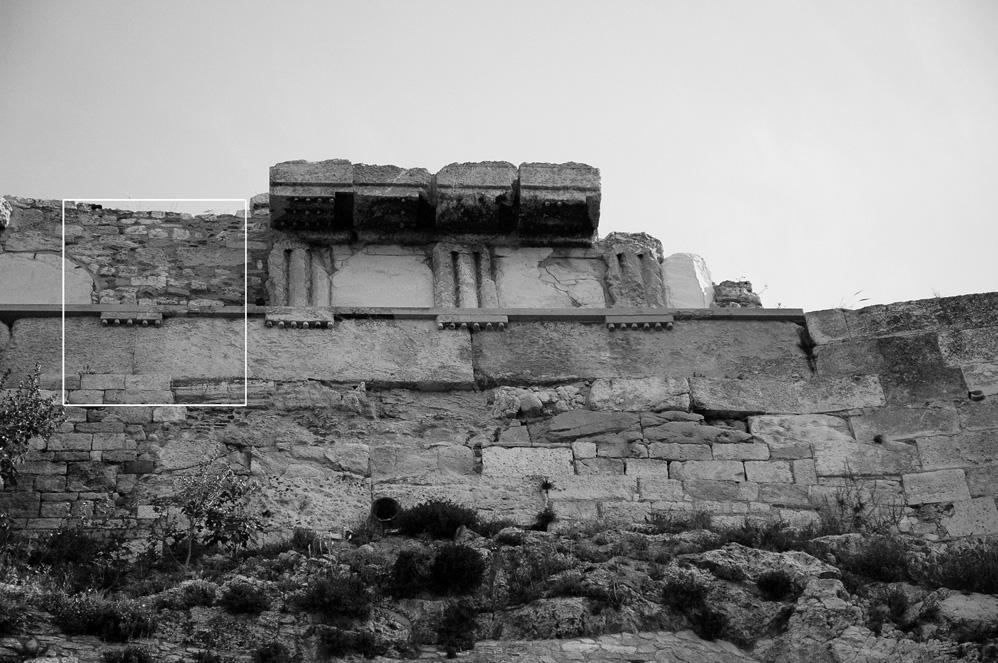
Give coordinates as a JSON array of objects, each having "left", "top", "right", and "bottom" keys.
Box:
[
  {"left": 155, "top": 579, "right": 217, "bottom": 610},
  {"left": 0, "top": 365, "right": 64, "bottom": 488},
  {"left": 316, "top": 627, "right": 387, "bottom": 660},
  {"left": 836, "top": 535, "right": 910, "bottom": 583},
  {"left": 102, "top": 647, "right": 154, "bottom": 663},
  {"left": 437, "top": 599, "right": 477, "bottom": 657},
  {"left": 396, "top": 500, "right": 478, "bottom": 539},
  {"left": 28, "top": 525, "right": 130, "bottom": 591},
  {"left": 647, "top": 510, "right": 712, "bottom": 534},
  {"left": 149, "top": 467, "right": 263, "bottom": 569},
  {"left": 530, "top": 506, "right": 557, "bottom": 532},
  {"left": 430, "top": 544, "right": 486, "bottom": 596},
  {"left": 921, "top": 540, "right": 998, "bottom": 594},
  {"left": 390, "top": 550, "right": 430, "bottom": 598},
  {"left": 47, "top": 593, "right": 157, "bottom": 642},
  {"left": 293, "top": 572, "right": 372, "bottom": 621},
  {"left": 219, "top": 580, "right": 269, "bottom": 615}
]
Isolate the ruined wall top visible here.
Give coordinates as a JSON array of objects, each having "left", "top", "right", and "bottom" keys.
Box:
[{"left": 269, "top": 159, "right": 601, "bottom": 244}]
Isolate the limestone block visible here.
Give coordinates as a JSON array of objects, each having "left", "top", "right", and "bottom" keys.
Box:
[
  {"left": 748, "top": 414, "right": 848, "bottom": 459},
  {"left": 599, "top": 500, "right": 652, "bottom": 523},
  {"left": 637, "top": 478, "right": 685, "bottom": 501},
  {"left": 712, "top": 442, "right": 770, "bottom": 461},
  {"left": 690, "top": 376, "right": 885, "bottom": 416},
  {"left": 549, "top": 475, "right": 637, "bottom": 500},
  {"left": 599, "top": 232, "right": 666, "bottom": 307},
  {"left": 0, "top": 318, "right": 127, "bottom": 381},
  {"left": 624, "top": 459, "right": 671, "bottom": 478},
  {"left": 352, "top": 164, "right": 432, "bottom": 232},
  {"left": 849, "top": 405, "right": 959, "bottom": 444},
  {"left": 79, "top": 374, "right": 125, "bottom": 390},
  {"left": 917, "top": 431, "right": 998, "bottom": 471},
  {"left": 67, "top": 390, "right": 103, "bottom": 404},
  {"left": 0, "top": 321, "right": 8, "bottom": 353},
  {"left": 662, "top": 253, "right": 714, "bottom": 308},
  {"left": 329, "top": 245, "right": 434, "bottom": 307},
  {"left": 588, "top": 376, "right": 690, "bottom": 412},
  {"left": 47, "top": 434, "right": 93, "bottom": 451},
  {"left": 473, "top": 320, "right": 811, "bottom": 385},
  {"left": 250, "top": 319, "right": 474, "bottom": 389},
  {"left": 936, "top": 292, "right": 998, "bottom": 329},
  {"left": 536, "top": 410, "right": 640, "bottom": 442},
  {"left": 254, "top": 468, "right": 371, "bottom": 534},
  {"left": 125, "top": 374, "right": 172, "bottom": 391},
  {"left": 92, "top": 434, "right": 134, "bottom": 451},
  {"left": 0, "top": 253, "right": 93, "bottom": 305},
  {"left": 106, "top": 390, "right": 174, "bottom": 405},
  {"left": 670, "top": 460, "right": 745, "bottom": 482},
  {"left": 498, "top": 425, "right": 531, "bottom": 447},
  {"left": 434, "top": 161, "right": 516, "bottom": 233},
  {"left": 369, "top": 437, "right": 474, "bottom": 482},
  {"left": 270, "top": 159, "right": 353, "bottom": 231},
  {"left": 804, "top": 309, "right": 850, "bottom": 345},
  {"left": 643, "top": 422, "right": 752, "bottom": 445},
  {"left": 938, "top": 592, "right": 998, "bottom": 628},
  {"left": 152, "top": 407, "right": 186, "bottom": 422},
  {"left": 516, "top": 162, "right": 600, "bottom": 236},
  {"left": 966, "top": 465, "right": 998, "bottom": 497},
  {"left": 648, "top": 443, "right": 712, "bottom": 461},
  {"left": 792, "top": 459, "right": 818, "bottom": 486},
  {"left": 493, "top": 247, "right": 606, "bottom": 308},
  {"left": 840, "top": 298, "right": 945, "bottom": 339},
  {"left": 595, "top": 438, "right": 633, "bottom": 458},
  {"left": 902, "top": 469, "right": 971, "bottom": 504},
  {"left": 0, "top": 196, "right": 10, "bottom": 228},
  {"left": 374, "top": 476, "right": 545, "bottom": 525},
  {"left": 571, "top": 440, "right": 597, "bottom": 459},
  {"left": 812, "top": 436, "right": 918, "bottom": 477},
  {"left": 548, "top": 500, "right": 599, "bottom": 521},
  {"left": 758, "top": 483, "right": 810, "bottom": 506},
  {"left": 481, "top": 447, "right": 573, "bottom": 478},
  {"left": 575, "top": 457, "right": 625, "bottom": 474},
  {"left": 961, "top": 363, "right": 998, "bottom": 397},
  {"left": 942, "top": 497, "right": 998, "bottom": 537},
  {"left": 684, "top": 479, "right": 757, "bottom": 502},
  {"left": 744, "top": 461, "right": 793, "bottom": 483},
  {"left": 938, "top": 326, "right": 998, "bottom": 365}
]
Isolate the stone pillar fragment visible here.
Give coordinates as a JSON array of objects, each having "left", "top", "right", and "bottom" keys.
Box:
[
  {"left": 287, "top": 248, "right": 311, "bottom": 306},
  {"left": 432, "top": 244, "right": 458, "bottom": 308},
  {"left": 310, "top": 248, "right": 332, "bottom": 307},
  {"left": 270, "top": 159, "right": 353, "bottom": 231},
  {"left": 599, "top": 232, "right": 666, "bottom": 308},
  {"left": 477, "top": 251, "right": 499, "bottom": 308},
  {"left": 517, "top": 162, "right": 600, "bottom": 238},
  {"left": 352, "top": 164, "right": 432, "bottom": 233},
  {"left": 714, "top": 281, "right": 763, "bottom": 308},
  {"left": 431, "top": 242, "right": 498, "bottom": 309},
  {"left": 433, "top": 162, "right": 516, "bottom": 233},
  {"left": 455, "top": 252, "right": 479, "bottom": 308},
  {"left": 663, "top": 253, "right": 714, "bottom": 308}
]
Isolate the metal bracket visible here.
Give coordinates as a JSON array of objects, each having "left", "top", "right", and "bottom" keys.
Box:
[
  {"left": 265, "top": 310, "right": 336, "bottom": 329},
  {"left": 604, "top": 313, "right": 674, "bottom": 331},
  {"left": 100, "top": 310, "right": 162, "bottom": 327},
  {"left": 436, "top": 312, "right": 508, "bottom": 331}
]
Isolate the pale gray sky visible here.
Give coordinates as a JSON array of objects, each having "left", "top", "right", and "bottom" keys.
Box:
[{"left": 2, "top": 0, "right": 996, "bottom": 311}]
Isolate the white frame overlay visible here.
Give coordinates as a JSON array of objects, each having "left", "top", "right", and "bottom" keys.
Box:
[{"left": 61, "top": 198, "right": 249, "bottom": 408}]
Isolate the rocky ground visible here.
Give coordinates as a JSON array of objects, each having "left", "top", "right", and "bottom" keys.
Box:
[{"left": 1, "top": 515, "right": 997, "bottom": 663}]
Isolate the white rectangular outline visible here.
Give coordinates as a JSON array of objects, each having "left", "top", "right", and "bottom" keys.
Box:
[{"left": 61, "top": 198, "right": 249, "bottom": 408}]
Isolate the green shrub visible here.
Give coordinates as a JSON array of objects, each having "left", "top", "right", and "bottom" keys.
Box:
[
  {"left": 437, "top": 600, "right": 477, "bottom": 657},
  {"left": 219, "top": 581, "right": 269, "bottom": 615},
  {"left": 0, "top": 365, "right": 65, "bottom": 487},
  {"left": 102, "top": 647, "right": 153, "bottom": 663},
  {"left": 837, "top": 535, "right": 910, "bottom": 583},
  {"left": 253, "top": 642, "right": 296, "bottom": 663},
  {"left": 316, "top": 627, "right": 388, "bottom": 660},
  {"left": 662, "top": 571, "right": 707, "bottom": 609},
  {"left": 396, "top": 500, "right": 477, "bottom": 539},
  {"left": 155, "top": 579, "right": 217, "bottom": 610},
  {"left": 756, "top": 570, "right": 798, "bottom": 601},
  {"left": 922, "top": 541, "right": 998, "bottom": 594},
  {"left": 294, "top": 572, "right": 372, "bottom": 620},
  {"left": 28, "top": 526, "right": 129, "bottom": 591},
  {"left": 48, "top": 593, "right": 157, "bottom": 642},
  {"left": 390, "top": 550, "right": 430, "bottom": 598},
  {"left": 430, "top": 544, "right": 486, "bottom": 596}
]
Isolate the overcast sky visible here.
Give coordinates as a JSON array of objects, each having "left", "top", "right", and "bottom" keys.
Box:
[{"left": 2, "top": 0, "right": 996, "bottom": 312}]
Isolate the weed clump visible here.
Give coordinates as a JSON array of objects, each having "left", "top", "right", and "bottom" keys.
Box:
[
  {"left": 922, "top": 541, "right": 998, "bottom": 594},
  {"left": 437, "top": 599, "right": 478, "bottom": 657},
  {"left": 390, "top": 550, "right": 430, "bottom": 598},
  {"left": 294, "top": 572, "right": 372, "bottom": 621},
  {"left": 430, "top": 544, "right": 486, "bottom": 596},
  {"left": 219, "top": 580, "right": 269, "bottom": 615},
  {"left": 530, "top": 506, "right": 557, "bottom": 532},
  {"left": 647, "top": 510, "right": 713, "bottom": 534},
  {"left": 662, "top": 570, "right": 728, "bottom": 641},
  {"left": 837, "top": 535, "right": 910, "bottom": 583},
  {"left": 155, "top": 579, "right": 217, "bottom": 610},
  {"left": 316, "top": 627, "right": 388, "bottom": 660},
  {"left": 396, "top": 500, "right": 478, "bottom": 539},
  {"left": 48, "top": 593, "right": 156, "bottom": 642}
]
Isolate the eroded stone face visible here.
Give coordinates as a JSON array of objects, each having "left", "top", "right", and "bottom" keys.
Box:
[{"left": 0, "top": 253, "right": 93, "bottom": 305}]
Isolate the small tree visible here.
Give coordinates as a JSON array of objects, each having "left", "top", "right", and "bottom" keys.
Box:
[{"left": 0, "top": 365, "right": 64, "bottom": 488}]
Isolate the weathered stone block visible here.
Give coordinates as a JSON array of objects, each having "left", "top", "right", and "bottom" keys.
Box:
[
  {"left": 903, "top": 469, "right": 972, "bottom": 504},
  {"left": 684, "top": 479, "right": 757, "bottom": 501},
  {"left": 75, "top": 421, "right": 126, "bottom": 434},
  {"left": 270, "top": 159, "right": 353, "bottom": 231},
  {"left": 792, "top": 459, "right": 818, "bottom": 486},
  {"left": 637, "top": 478, "right": 685, "bottom": 501},
  {"left": 643, "top": 421, "right": 752, "bottom": 445},
  {"left": 80, "top": 373, "right": 126, "bottom": 390},
  {"left": 648, "top": 443, "right": 712, "bottom": 461},
  {"left": 624, "top": 459, "right": 671, "bottom": 478},
  {"left": 547, "top": 475, "right": 637, "bottom": 500},
  {"left": 517, "top": 162, "right": 600, "bottom": 236},
  {"left": 492, "top": 247, "right": 606, "bottom": 308},
  {"left": 712, "top": 443, "right": 770, "bottom": 461},
  {"left": 330, "top": 245, "right": 435, "bottom": 308},
  {"left": 481, "top": 447, "right": 573, "bottom": 478},
  {"left": 961, "top": 362, "right": 998, "bottom": 397},
  {"left": 599, "top": 500, "right": 652, "bottom": 523},
  {"left": 917, "top": 431, "right": 998, "bottom": 471},
  {"left": 537, "top": 410, "right": 640, "bottom": 442},
  {"left": 966, "top": 465, "right": 998, "bottom": 497},
  {"left": 849, "top": 405, "right": 959, "bottom": 444},
  {"left": 758, "top": 483, "right": 810, "bottom": 506},
  {"left": 662, "top": 252, "right": 714, "bottom": 308},
  {"left": 152, "top": 406, "right": 186, "bottom": 423},
  {"left": 473, "top": 320, "right": 811, "bottom": 385},
  {"left": 812, "top": 436, "right": 918, "bottom": 477},
  {"left": 575, "top": 458, "right": 625, "bottom": 475},
  {"left": 0, "top": 492, "right": 39, "bottom": 517},
  {"left": 748, "top": 414, "right": 847, "bottom": 459},
  {"left": 352, "top": 164, "right": 432, "bottom": 233},
  {"left": 670, "top": 460, "right": 744, "bottom": 482},
  {"left": 434, "top": 161, "right": 516, "bottom": 233},
  {"left": 744, "top": 461, "right": 793, "bottom": 483},
  {"left": 498, "top": 426, "right": 531, "bottom": 447},
  {"left": 690, "top": 376, "right": 884, "bottom": 416},
  {"left": 587, "top": 376, "right": 690, "bottom": 412},
  {"left": 804, "top": 309, "right": 850, "bottom": 345},
  {"left": 67, "top": 390, "right": 103, "bottom": 404},
  {"left": 105, "top": 390, "right": 174, "bottom": 404},
  {"left": 943, "top": 497, "right": 998, "bottom": 537},
  {"left": 124, "top": 374, "right": 172, "bottom": 391},
  {"left": 47, "top": 434, "right": 93, "bottom": 451},
  {"left": 19, "top": 461, "right": 66, "bottom": 475},
  {"left": 571, "top": 440, "right": 597, "bottom": 459},
  {"left": 548, "top": 500, "right": 599, "bottom": 521},
  {"left": 40, "top": 502, "right": 71, "bottom": 518}
]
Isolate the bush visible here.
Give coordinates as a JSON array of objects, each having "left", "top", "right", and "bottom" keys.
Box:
[
  {"left": 219, "top": 581, "right": 269, "bottom": 615},
  {"left": 922, "top": 541, "right": 998, "bottom": 594},
  {"left": 837, "top": 535, "right": 910, "bottom": 583},
  {"left": 102, "top": 647, "right": 153, "bottom": 663},
  {"left": 430, "top": 544, "right": 486, "bottom": 596},
  {"left": 294, "top": 572, "right": 372, "bottom": 621},
  {"left": 692, "top": 609, "right": 728, "bottom": 641},
  {"left": 396, "top": 500, "right": 477, "bottom": 539},
  {"left": 663, "top": 571, "right": 707, "bottom": 610},
  {"left": 530, "top": 506, "right": 557, "bottom": 532},
  {"left": 390, "top": 550, "right": 430, "bottom": 598},
  {"left": 253, "top": 642, "right": 296, "bottom": 663},
  {"left": 0, "top": 589, "right": 26, "bottom": 636},
  {"left": 0, "top": 365, "right": 64, "bottom": 488},
  {"left": 867, "top": 585, "right": 910, "bottom": 634},
  {"left": 48, "top": 593, "right": 157, "bottom": 642},
  {"left": 437, "top": 600, "right": 477, "bottom": 657},
  {"left": 472, "top": 518, "right": 519, "bottom": 539},
  {"left": 718, "top": 521, "right": 814, "bottom": 553},
  {"left": 289, "top": 527, "right": 322, "bottom": 553},
  {"left": 647, "top": 510, "right": 712, "bottom": 534},
  {"left": 28, "top": 526, "right": 130, "bottom": 591},
  {"left": 316, "top": 627, "right": 388, "bottom": 660},
  {"left": 155, "top": 580, "right": 217, "bottom": 610},
  {"left": 756, "top": 570, "right": 797, "bottom": 601}
]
